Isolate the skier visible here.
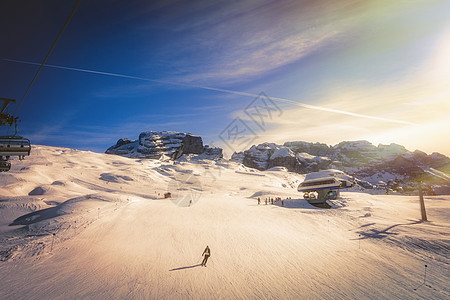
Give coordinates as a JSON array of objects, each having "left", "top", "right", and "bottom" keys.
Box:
[
  {"left": 257, "top": 197, "right": 260, "bottom": 205},
  {"left": 201, "top": 245, "right": 211, "bottom": 267}
]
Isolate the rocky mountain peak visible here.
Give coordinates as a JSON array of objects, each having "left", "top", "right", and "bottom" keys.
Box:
[{"left": 106, "top": 131, "right": 222, "bottom": 160}]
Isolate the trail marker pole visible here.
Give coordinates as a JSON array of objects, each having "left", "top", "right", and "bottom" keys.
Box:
[
  {"left": 50, "top": 233, "right": 56, "bottom": 253},
  {"left": 424, "top": 264, "right": 427, "bottom": 283},
  {"left": 414, "top": 264, "right": 428, "bottom": 290},
  {"left": 98, "top": 208, "right": 100, "bottom": 219},
  {"left": 359, "top": 234, "right": 361, "bottom": 249},
  {"left": 418, "top": 182, "right": 428, "bottom": 221}
]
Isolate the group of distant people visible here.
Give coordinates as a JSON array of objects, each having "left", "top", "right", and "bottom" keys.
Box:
[{"left": 257, "top": 196, "right": 291, "bottom": 207}]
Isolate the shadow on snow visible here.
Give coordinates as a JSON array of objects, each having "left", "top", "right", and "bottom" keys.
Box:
[
  {"left": 169, "top": 264, "right": 202, "bottom": 271},
  {"left": 356, "top": 220, "right": 423, "bottom": 240}
]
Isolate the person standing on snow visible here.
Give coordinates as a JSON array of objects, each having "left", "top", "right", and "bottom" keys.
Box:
[
  {"left": 257, "top": 197, "right": 260, "bottom": 205},
  {"left": 201, "top": 246, "right": 211, "bottom": 267}
]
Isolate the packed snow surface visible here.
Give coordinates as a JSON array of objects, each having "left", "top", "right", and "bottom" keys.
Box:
[{"left": 0, "top": 145, "right": 449, "bottom": 299}]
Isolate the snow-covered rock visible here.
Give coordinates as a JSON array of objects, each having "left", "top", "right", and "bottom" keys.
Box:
[
  {"left": 230, "top": 151, "right": 244, "bottom": 162},
  {"left": 270, "top": 147, "right": 293, "bottom": 160},
  {"left": 283, "top": 141, "right": 331, "bottom": 156},
  {"left": 106, "top": 131, "right": 216, "bottom": 160},
  {"left": 296, "top": 152, "right": 332, "bottom": 172},
  {"left": 332, "top": 140, "right": 380, "bottom": 167},
  {"left": 202, "top": 145, "right": 223, "bottom": 159},
  {"left": 240, "top": 143, "right": 331, "bottom": 173},
  {"left": 268, "top": 147, "right": 299, "bottom": 172},
  {"left": 266, "top": 166, "right": 288, "bottom": 172},
  {"left": 377, "top": 143, "right": 408, "bottom": 159},
  {"left": 105, "top": 139, "right": 139, "bottom": 156},
  {"left": 242, "top": 143, "right": 276, "bottom": 171}
]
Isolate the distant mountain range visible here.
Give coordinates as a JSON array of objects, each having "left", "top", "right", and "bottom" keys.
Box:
[
  {"left": 105, "top": 132, "right": 450, "bottom": 194},
  {"left": 231, "top": 140, "right": 450, "bottom": 194}
]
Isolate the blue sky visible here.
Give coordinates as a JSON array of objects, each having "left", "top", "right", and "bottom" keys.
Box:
[{"left": 1, "top": 0, "right": 449, "bottom": 156}]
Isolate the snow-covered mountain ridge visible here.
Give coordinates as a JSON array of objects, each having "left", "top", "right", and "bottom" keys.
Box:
[
  {"left": 106, "top": 132, "right": 449, "bottom": 194},
  {"left": 232, "top": 140, "right": 450, "bottom": 193}
]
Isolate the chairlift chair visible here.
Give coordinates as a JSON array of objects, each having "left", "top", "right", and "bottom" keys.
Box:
[
  {"left": 0, "top": 159, "right": 11, "bottom": 172},
  {"left": 0, "top": 136, "right": 31, "bottom": 158}
]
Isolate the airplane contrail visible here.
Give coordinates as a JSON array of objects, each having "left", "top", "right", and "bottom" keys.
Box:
[{"left": 3, "top": 58, "right": 415, "bottom": 126}]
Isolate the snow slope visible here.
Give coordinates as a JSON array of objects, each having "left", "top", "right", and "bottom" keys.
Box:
[{"left": 0, "top": 146, "right": 449, "bottom": 299}]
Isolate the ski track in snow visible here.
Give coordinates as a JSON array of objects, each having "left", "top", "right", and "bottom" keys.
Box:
[{"left": 0, "top": 145, "right": 449, "bottom": 299}]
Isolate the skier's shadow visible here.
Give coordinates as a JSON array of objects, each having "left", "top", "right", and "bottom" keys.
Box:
[{"left": 169, "top": 264, "right": 202, "bottom": 271}]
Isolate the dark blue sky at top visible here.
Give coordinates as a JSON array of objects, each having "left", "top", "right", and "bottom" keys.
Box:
[
  {"left": 1, "top": 0, "right": 449, "bottom": 155},
  {"left": 1, "top": 0, "right": 253, "bottom": 151}
]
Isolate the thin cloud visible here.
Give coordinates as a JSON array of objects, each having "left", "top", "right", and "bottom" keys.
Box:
[
  {"left": 4, "top": 59, "right": 414, "bottom": 126},
  {"left": 178, "top": 30, "right": 339, "bottom": 83},
  {"left": 146, "top": 0, "right": 358, "bottom": 84}
]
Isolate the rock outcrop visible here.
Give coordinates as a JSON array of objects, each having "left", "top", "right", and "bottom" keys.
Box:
[
  {"left": 106, "top": 138, "right": 137, "bottom": 156},
  {"left": 268, "top": 148, "right": 299, "bottom": 172},
  {"left": 240, "top": 143, "right": 331, "bottom": 173},
  {"left": 106, "top": 131, "right": 220, "bottom": 160},
  {"left": 283, "top": 141, "right": 331, "bottom": 156},
  {"left": 202, "top": 145, "right": 223, "bottom": 159},
  {"left": 230, "top": 151, "right": 244, "bottom": 162},
  {"left": 331, "top": 141, "right": 408, "bottom": 168}
]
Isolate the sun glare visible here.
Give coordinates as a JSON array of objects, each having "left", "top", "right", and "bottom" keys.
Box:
[{"left": 429, "top": 30, "right": 450, "bottom": 81}]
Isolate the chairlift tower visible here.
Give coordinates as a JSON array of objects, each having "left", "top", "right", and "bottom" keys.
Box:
[
  {"left": 418, "top": 181, "right": 428, "bottom": 221},
  {"left": 0, "top": 98, "right": 18, "bottom": 127}
]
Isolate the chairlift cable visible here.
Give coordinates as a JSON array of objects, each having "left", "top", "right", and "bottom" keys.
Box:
[{"left": 12, "top": 0, "right": 83, "bottom": 116}]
